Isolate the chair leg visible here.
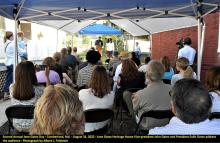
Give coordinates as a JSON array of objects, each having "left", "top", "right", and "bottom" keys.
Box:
[{"left": 8, "top": 126, "right": 10, "bottom": 135}]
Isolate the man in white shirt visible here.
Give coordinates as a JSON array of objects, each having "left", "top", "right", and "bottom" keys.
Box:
[
  {"left": 134, "top": 42, "right": 141, "bottom": 59},
  {"left": 149, "top": 79, "right": 220, "bottom": 135},
  {"left": 138, "top": 56, "right": 151, "bottom": 73},
  {"left": 178, "top": 37, "right": 196, "bottom": 65}
]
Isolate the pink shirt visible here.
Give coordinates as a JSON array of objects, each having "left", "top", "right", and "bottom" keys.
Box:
[{"left": 36, "top": 70, "right": 61, "bottom": 84}]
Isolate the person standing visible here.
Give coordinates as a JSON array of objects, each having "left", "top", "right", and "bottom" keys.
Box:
[
  {"left": 134, "top": 42, "right": 141, "bottom": 59},
  {"left": 17, "top": 31, "right": 28, "bottom": 61},
  {"left": 3, "top": 31, "right": 25, "bottom": 99},
  {"left": 178, "top": 37, "right": 196, "bottom": 66},
  {"left": 106, "top": 38, "right": 114, "bottom": 59},
  {"left": 95, "top": 37, "right": 103, "bottom": 56}
]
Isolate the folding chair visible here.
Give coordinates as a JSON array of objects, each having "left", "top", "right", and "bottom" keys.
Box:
[
  {"left": 0, "top": 70, "right": 7, "bottom": 98},
  {"left": 5, "top": 105, "right": 35, "bottom": 134},
  {"left": 209, "top": 112, "right": 220, "bottom": 120},
  {"left": 84, "top": 109, "right": 114, "bottom": 135},
  {"left": 134, "top": 110, "right": 174, "bottom": 134},
  {"left": 162, "top": 79, "right": 171, "bottom": 84},
  {"left": 115, "top": 88, "right": 143, "bottom": 120}
]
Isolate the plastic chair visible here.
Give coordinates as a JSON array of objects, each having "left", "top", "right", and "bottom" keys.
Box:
[
  {"left": 5, "top": 105, "right": 35, "bottom": 134},
  {"left": 84, "top": 109, "right": 114, "bottom": 135},
  {"left": 134, "top": 110, "right": 174, "bottom": 134}
]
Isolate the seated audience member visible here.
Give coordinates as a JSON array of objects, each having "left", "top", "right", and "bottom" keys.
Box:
[
  {"left": 79, "top": 66, "right": 114, "bottom": 133},
  {"left": 36, "top": 57, "right": 61, "bottom": 85},
  {"left": 73, "top": 47, "right": 81, "bottom": 63},
  {"left": 131, "top": 52, "right": 141, "bottom": 67},
  {"left": 138, "top": 56, "right": 151, "bottom": 73},
  {"left": 119, "top": 59, "right": 145, "bottom": 117},
  {"left": 77, "top": 50, "right": 101, "bottom": 88},
  {"left": 10, "top": 61, "right": 45, "bottom": 132},
  {"left": 205, "top": 67, "right": 220, "bottom": 112},
  {"left": 113, "top": 51, "right": 129, "bottom": 93},
  {"left": 50, "top": 53, "right": 75, "bottom": 87},
  {"left": 161, "top": 56, "right": 174, "bottom": 80},
  {"left": 30, "top": 84, "right": 84, "bottom": 135},
  {"left": 149, "top": 79, "right": 220, "bottom": 135},
  {"left": 108, "top": 51, "right": 121, "bottom": 76},
  {"left": 132, "top": 61, "right": 171, "bottom": 130},
  {"left": 53, "top": 52, "right": 64, "bottom": 82},
  {"left": 171, "top": 57, "right": 196, "bottom": 85}
]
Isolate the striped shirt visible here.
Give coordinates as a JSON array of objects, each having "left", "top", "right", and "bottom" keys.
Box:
[
  {"left": 149, "top": 117, "right": 220, "bottom": 135},
  {"left": 77, "top": 64, "right": 95, "bottom": 87}
]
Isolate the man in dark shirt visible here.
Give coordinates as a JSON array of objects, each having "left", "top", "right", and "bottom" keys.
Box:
[{"left": 95, "top": 37, "right": 103, "bottom": 56}]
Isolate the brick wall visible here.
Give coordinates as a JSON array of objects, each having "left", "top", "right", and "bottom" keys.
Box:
[{"left": 151, "top": 12, "right": 220, "bottom": 81}]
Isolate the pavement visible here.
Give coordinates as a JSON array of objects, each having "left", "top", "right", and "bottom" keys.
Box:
[{"left": 0, "top": 100, "right": 11, "bottom": 127}]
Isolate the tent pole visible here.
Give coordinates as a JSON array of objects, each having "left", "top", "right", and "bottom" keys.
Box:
[
  {"left": 56, "top": 29, "right": 59, "bottom": 51},
  {"left": 72, "top": 35, "right": 74, "bottom": 48},
  {"left": 150, "top": 35, "right": 152, "bottom": 57},
  {"left": 199, "top": 23, "right": 206, "bottom": 80},
  {"left": 197, "top": 18, "right": 201, "bottom": 81},
  {"left": 133, "top": 36, "right": 135, "bottom": 51},
  {"left": 13, "top": 20, "right": 18, "bottom": 82}
]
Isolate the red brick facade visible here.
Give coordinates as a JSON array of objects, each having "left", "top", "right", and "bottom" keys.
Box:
[{"left": 151, "top": 12, "right": 220, "bottom": 81}]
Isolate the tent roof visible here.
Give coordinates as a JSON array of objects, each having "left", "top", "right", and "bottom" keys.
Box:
[
  {"left": 0, "top": 0, "right": 219, "bottom": 21},
  {"left": 79, "top": 24, "right": 122, "bottom": 35},
  {"left": 110, "top": 18, "right": 197, "bottom": 36}
]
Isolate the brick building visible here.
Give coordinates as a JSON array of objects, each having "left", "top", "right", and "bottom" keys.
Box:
[{"left": 151, "top": 12, "right": 220, "bottom": 81}]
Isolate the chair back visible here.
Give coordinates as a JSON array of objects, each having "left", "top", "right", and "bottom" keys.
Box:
[
  {"left": 135, "top": 110, "right": 174, "bottom": 134},
  {"left": 162, "top": 79, "right": 171, "bottom": 84},
  {"left": 0, "top": 70, "right": 7, "bottom": 93},
  {"left": 139, "top": 110, "right": 174, "bottom": 121},
  {"left": 84, "top": 109, "right": 114, "bottom": 123},
  {"left": 209, "top": 112, "right": 220, "bottom": 120},
  {"left": 5, "top": 105, "right": 35, "bottom": 134}
]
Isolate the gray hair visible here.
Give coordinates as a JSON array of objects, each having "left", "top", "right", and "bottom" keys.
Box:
[{"left": 146, "top": 60, "right": 165, "bottom": 82}]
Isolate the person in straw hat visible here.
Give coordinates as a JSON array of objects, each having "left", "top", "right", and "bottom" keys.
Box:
[{"left": 113, "top": 51, "right": 129, "bottom": 93}]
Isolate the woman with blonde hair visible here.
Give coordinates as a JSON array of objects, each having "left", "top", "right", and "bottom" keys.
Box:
[
  {"left": 205, "top": 67, "right": 220, "bottom": 112},
  {"left": 171, "top": 57, "right": 196, "bottom": 85},
  {"left": 30, "top": 84, "right": 84, "bottom": 135},
  {"left": 79, "top": 65, "right": 114, "bottom": 133}
]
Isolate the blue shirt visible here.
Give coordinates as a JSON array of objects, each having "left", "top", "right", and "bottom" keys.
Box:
[{"left": 162, "top": 67, "right": 174, "bottom": 80}]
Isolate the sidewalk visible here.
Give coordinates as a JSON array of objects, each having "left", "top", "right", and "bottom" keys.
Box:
[{"left": 0, "top": 100, "right": 11, "bottom": 127}]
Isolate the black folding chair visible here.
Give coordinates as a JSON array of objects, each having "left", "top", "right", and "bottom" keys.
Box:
[
  {"left": 209, "top": 112, "right": 220, "bottom": 120},
  {"left": 134, "top": 110, "right": 174, "bottom": 134},
  {"left": 84, "top": 109, "right": 114, "bottom": 135},
  {"left": 5, "top": 105, "right": 35, "bottom": 134},
  {"left": 115, "top": 88, "right": 143, "bottom": 121},
  {"left": 162, "top": 79, "right": 171, "bottom": 84}
]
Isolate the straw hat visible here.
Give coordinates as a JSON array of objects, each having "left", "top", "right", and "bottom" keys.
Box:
[{"left": 119, "top": 51, "right": 129, "bottom": 60}]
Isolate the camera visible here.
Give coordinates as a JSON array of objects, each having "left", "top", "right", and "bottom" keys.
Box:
[{"left": 176, "top": 38, "right": 184, "bottom": 49}]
